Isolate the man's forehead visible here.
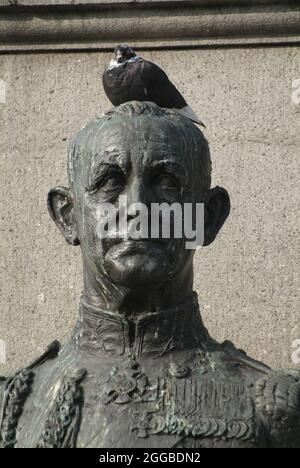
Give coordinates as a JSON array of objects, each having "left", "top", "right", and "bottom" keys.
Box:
[{"left": 85, "top": 121, "right": 187, "bottom": 170}]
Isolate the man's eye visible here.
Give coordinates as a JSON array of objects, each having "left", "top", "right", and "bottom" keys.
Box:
[
  {"left": 153, "top": 174, "right": 180, "bottom": 191},
  {"left": 101, "top": 174, "right": 124, "bottom": 191},
  {"left": 87, "top": 174, "right": 125, "bottom": 194}
]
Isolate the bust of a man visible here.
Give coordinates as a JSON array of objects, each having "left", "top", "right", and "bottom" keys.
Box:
[{"left": 0, "top": 102, "right": 299, "bottom": 448}]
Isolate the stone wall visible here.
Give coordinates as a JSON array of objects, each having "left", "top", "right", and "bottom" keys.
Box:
[{"left": 0, "top": 0, "right": 299, "bottom": 374}]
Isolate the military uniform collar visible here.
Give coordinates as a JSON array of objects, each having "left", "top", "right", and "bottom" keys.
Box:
[{"left": 74, "top": 292, "right": 209, "bottom": 359}]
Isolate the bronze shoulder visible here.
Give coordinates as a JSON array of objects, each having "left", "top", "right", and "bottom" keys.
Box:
[{"left": 255, "top": 369, "right": 300, "bottom": 448}]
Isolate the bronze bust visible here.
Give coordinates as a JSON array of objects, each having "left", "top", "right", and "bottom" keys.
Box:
[{"left": 0, "top": 101, "right": 299, "bottom": 448}]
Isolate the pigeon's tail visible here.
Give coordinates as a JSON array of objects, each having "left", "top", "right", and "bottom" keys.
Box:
[{"left": 176, "top": 105, "right": 206, "bottom": 128}]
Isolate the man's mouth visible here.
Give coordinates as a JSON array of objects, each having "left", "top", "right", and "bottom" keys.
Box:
[{"left": 106, "top": 237, "right": 169, "bottom": 249}]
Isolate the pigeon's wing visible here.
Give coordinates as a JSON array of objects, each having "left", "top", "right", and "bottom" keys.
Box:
[
  {"left": 141, "top": 60, "right": 205, "bottom": 126},
  {"left": 141, "top": 60, "right": 187, "bottom": 109},
  {"left": 103, "top": 59, "right": 153, "bottom": 106}
]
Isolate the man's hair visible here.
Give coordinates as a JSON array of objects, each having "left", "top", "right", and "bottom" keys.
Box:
[{"left": 68, "top": 101, "right": 212, "bottom": 193}]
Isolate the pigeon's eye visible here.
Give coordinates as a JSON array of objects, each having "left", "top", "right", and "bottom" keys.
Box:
[{"left": 152, "top": 173, "right": 180, "bottom": 192}]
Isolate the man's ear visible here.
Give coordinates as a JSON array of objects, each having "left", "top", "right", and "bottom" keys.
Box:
[
  {"left": 47, "top": 186, "right": 80, "bottom": 246},
  {"left": 203, "top": 186, "right": 230, "bottom": 246}
]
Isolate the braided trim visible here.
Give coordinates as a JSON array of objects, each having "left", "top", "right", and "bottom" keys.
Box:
[
  {"left": 0, "top": 369, "right": 34, "bottom": 448},
  {"left": 38, "top": 368, "right": 86, "bottom": 448}
]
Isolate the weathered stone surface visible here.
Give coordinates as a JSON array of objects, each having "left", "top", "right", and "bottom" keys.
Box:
[
  {"left": 0, "top": 46, "right": 299, "bottom": 375},
  {"left": 0, "top": 1, "right": 299, "bottom": 51},
  {"left": 1, "top": 0, "right": 298, "bottom": 6}
]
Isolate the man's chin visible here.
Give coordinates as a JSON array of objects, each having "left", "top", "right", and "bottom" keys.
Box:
[{"left": 103, "top": 241, "right": 173, "bottom": 287}]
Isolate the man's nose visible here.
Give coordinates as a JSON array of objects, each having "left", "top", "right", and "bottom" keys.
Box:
[{"left": 126, "top": 180, "right": 147, "bottom": 216}]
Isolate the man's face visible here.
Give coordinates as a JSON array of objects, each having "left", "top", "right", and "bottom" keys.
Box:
[{"left": 72, "top": 116, "right": 199, "bottom": 288}]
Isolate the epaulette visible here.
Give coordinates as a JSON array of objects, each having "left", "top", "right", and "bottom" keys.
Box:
[{"left": 0, "top": 341, "right": 60, "bottom": 448}]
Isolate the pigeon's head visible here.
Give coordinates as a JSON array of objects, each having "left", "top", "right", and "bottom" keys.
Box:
[{"left": 114, "top": 44, "right": 136, "bottom": 63}]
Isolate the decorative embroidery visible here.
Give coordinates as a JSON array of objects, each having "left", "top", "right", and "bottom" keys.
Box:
[
  {"left": 168, "top": 362, "right": 190, "bottom": 379},
  {"left": 131, "top": 375, "right": 255, "bottom": 442},
  {"left": 131, "top": 413, "right": 166, "bottom": 439},
  {"left": 164, "top": 415, "right": 253, "bottom": 440},
  {"left": 103, "top": 361, "right": 149, "bottom": 405},
  {"left": 37, "top": 368, "right": 86, "bottom": 448}
]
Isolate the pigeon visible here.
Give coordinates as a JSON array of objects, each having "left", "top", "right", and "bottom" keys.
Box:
[{"left": 102, "top": 44, "right": 205, "bottom": 127}]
